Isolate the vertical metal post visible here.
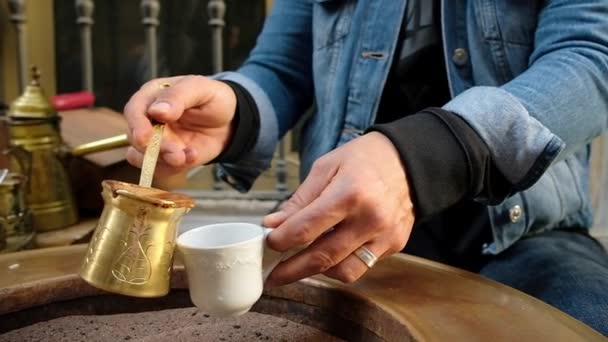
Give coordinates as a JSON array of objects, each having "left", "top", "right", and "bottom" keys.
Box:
[
  {"left": 207, "top": 0, "right": 225, "bottom": 74},
  {"left": 141, "top": 0, "right": 160, "bottom": 79},
  {"left": 75, "top": 0, "right": 95, "bottom": 93},
  {"left": 8, "top": 0, "right": 27, "bottom": 92},
  {"left": 208, "top": 0, "right": 226, "bottom": 190}
]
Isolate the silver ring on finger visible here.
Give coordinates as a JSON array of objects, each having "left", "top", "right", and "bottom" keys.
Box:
[{"left": 354, "top": 246, "right": 378, "bottom": 268}]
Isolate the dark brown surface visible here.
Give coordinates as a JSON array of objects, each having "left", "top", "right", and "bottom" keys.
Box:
[
  {"left": 1, "top": 307, "right": 345, "bottom": 342},
  {"left": 0, "top": 278, "right": 399, "bottom": 341},
  {"left": 35, "top": 219, "right": 97, "bottom": 248},
  {"left": 59, "top": 108, "right": 129, "bottom": 168}
]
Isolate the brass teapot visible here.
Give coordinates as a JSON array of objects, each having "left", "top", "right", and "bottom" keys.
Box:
[
  {"left": 80, "top": 180, "right": 194, "bottom": 297},
  {"left": 6, "top": 67, "right": 128, "bottom": 232},
  {"left": 0, "top": 167, "right": 34, "bottom": 252}
]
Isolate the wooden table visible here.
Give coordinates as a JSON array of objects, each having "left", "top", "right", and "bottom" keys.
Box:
[{"left": 34, "top": 219, "right": 97, "bottom": 248}]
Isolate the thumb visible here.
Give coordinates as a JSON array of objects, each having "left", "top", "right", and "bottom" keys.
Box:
[{"left": 146, "top": 75, "right": 218, "bottom": 123}]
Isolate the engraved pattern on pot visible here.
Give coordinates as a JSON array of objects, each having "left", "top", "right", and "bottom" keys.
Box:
[
  {"left": 83, "top": 223, "right": 109, "bottom": 267},
  {"left": 111, "top": 207, "right": 153, "bottom": 284},
  {"left": 146, "top": 241, "right": 175, "bottom": 282}
]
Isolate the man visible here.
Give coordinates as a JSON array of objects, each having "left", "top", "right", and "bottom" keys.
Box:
[{"left": 124, "top": 0, "right": 608, "bottom": 334}]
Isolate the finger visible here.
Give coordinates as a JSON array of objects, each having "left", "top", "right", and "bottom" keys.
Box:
[
  {"left": 263, "top": 210, "right": 288, "bottom": 228},
  {"left": 124, "top": 95, "right": 155, "bottom": 152},
  {"left": 146, "top": 75, "right": 219, "bottom": 123},
  {"left": 265, "top": 175, "right": 351, "bottom": 252},
  {"left": 262, "top": 156, "right": 338, "bottom": 228},
  {"left": 124, "top": 76, "right": 184, "bottom": 151},
  {"left": 129, "top": 135, "right": 191, "bottom": 170},
  {"left": 126, "top": 146, "right": 144, "bottom": 168},
  {"left": 126, "top": 146, "right": 189, "bottom": 177},
  {"left": 157, "top": 130, "right": 187, "bottom": 167},
  {"left": 183, "top": 146, "right": 199, "bottom": 165},
  {"left": 265, "top": 220, "right": 370, "bottom": 288},
  {"left": 322, "top": 240, "right": 386, "bottom": 284}
]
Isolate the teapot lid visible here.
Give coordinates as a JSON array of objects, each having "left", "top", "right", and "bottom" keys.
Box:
[{"left": 8, "top": 66, "right": 57, "bottom": 120}]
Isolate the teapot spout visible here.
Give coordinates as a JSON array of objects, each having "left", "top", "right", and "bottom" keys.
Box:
[{"left": 71, "top": 134, "right": 129, "bottom": 157}]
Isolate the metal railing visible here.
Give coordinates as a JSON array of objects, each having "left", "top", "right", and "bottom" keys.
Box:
[
  {"left": 7, "top": 0, "right": 27, "bottom": 92},
  {"left": 6, "top": 0, "right": 292, "bottom": 202},
  {"left": 75, "top": 0, "right": 94, "bottom": 92}
]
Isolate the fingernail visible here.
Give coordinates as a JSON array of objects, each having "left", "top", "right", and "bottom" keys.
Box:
[
  {"left": 267, "top": 210, "right": 286, "bottom": 220},
  {"left": 149, "top": 101, "right": 171, "bottom": 113},
  {"left": 263, "top": 211, "right": 286, "bottom": 226}
]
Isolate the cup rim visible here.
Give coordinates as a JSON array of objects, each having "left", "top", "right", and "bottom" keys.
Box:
[{"left": 176, "top": 222, "right": 264, "bottom": 251}]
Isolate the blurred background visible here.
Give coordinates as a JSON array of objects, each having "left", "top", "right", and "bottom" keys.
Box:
[
  {"left": 53, "top": 0, "right": 265, "bottom": 111},
  {"left": 0, "top": 0, "right": 302, "bottom": 253},
  {"left": 1, "top": 0, "right": 267, "bottom": 103},
  {"left": 0, "top": 0, "right": 605, "bottom": 253}
]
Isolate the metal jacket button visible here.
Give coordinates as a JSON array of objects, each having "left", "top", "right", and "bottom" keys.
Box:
[
  {"left": 452, "top": 48, "right": 468, "bottom": 66},
  {"left": 509, "top": 205, "right": 523, "bottom": 223}
]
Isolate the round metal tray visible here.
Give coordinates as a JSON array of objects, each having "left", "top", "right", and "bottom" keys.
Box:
[{"left": 0, "top": 245, "right": 603, "bottom": 341}]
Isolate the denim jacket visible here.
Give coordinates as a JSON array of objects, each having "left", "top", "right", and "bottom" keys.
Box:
[{"left": 216, "top": 0, "right": 608, "bottom": 254}]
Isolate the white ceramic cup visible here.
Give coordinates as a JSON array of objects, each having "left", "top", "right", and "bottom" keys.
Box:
[{"left": 176, "top": 222, "right": 297, "bottom": 317}]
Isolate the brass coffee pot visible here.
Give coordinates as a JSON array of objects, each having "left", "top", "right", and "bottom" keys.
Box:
[
  {"left": 79, "top": 179, "right": 194, "bottom": 297},
  {"left": 6, "top": 67, "right": 129, "bottom": 232},
  {"left": 80, "top": 125, "right": 195, "bottom": 297}
]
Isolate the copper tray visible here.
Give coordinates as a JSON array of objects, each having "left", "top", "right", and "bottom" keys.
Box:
[{"left": 0, "top": 245, "right": 603, "bottom": 341}]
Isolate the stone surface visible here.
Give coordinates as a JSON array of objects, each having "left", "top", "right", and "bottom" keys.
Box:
[
  {"left": 1, "top": 246, "right": 604, "bottom": 341},
  {"left": 1, "top": 307, "right": 344, "bottom": 342}
]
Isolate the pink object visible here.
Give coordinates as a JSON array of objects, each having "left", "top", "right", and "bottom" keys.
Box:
[{"left": 51, "top": 91, "right": 95, "bottom": 110}]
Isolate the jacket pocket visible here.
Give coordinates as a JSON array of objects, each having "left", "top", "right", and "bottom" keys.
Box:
[
  {"left": 472, "top": 0, "right": 540, "bottom": 81},
  {"left": 473, "top": 0, "right": 540, "bottom": 46},
  {"left": 313, "top": 0, "right": 354, "bottom": 50}
]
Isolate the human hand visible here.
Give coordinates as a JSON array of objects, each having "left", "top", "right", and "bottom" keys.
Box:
[
  {"left": 123, "top": 75, "right": 237, "bottom": 177},
  {"left": 263, "top": 132, "right": 416, "bottom": 287}
]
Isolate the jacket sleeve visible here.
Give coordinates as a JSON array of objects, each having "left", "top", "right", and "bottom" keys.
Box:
[
  {"left": 443, "top": 0, "right": 608, "bottom": 195},
  {"left": 214, "top": 0, "right": 314, "bottom": 192}
]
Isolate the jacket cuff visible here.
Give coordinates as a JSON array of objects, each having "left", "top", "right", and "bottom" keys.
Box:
[
  {"left": 211, "top": 71, "right": 279, "bottom": 192},
  {"left": 367, "top": 108, "right": 509, "bottom": 221},
  {"left": 211, "top": 80, "right": 260, "bottom": 163},
  {"left": 443, "top": 86, "right": 564, "bottom": 191}
]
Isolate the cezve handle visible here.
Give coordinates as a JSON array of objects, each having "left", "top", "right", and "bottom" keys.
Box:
[{"left": 139, "top": 124, "right": 164, "bottom": 188}]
